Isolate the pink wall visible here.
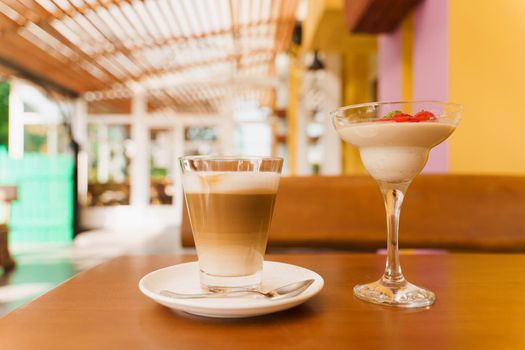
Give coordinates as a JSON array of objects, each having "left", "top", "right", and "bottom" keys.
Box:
[
  {"left": 377, "top": 0, "right": 450, "bottom": 173},
  {"left": 378, "top": 28, "right": 402, "bottom": 101},
  {"left": 413, "top": 0, "right": 449, "bottom": 173}
]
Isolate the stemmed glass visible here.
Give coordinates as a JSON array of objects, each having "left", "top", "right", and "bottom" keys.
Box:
[{"left": 331, "top": 101, "right": 462, "bottom": 308}]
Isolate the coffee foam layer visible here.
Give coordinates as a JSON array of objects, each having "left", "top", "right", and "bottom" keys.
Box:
[{"left": 182, "top": 172, "right": 280, "bottom": 193}]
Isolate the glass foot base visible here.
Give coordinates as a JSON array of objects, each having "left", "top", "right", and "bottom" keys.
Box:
[
  {"left": 354, "top": 279, "right": 435, "bottom": 308},
  {"left": 200, "top": 269, "right": 262, "bottom": 292}
]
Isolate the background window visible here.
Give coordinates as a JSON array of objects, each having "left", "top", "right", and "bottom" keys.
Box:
[
  {"left": 184, "top": 126, "right": 219, "bottom": 156},
  {"left": 87, "top": 125, "right": 132, "bottom": 206},
  {"left": 149, "top": 128, "right": 174, "bottom": 205}
]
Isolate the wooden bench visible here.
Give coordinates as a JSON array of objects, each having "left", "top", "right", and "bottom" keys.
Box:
[{"left": 181, "top": 175, "right": 525, "bottom": 252}]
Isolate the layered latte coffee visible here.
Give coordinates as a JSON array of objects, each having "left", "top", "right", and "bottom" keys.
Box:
[{"left": 182, "top": 172, "right": 279, "bottom": 280}]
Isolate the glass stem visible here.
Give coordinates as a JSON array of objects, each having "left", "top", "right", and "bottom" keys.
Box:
[{"left": 379, "top": 181, "right": 409, "bottom": 286}]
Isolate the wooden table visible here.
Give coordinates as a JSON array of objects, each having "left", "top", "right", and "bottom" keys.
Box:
[{"left": 1, "top": 253, "right": 524, "bottom": 349}]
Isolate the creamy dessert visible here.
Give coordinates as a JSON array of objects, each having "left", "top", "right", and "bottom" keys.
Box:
[
  {"left": 182, "top": 172, "right": 279, "bottom": 277},
  {"left": 332, "top": 105, "right": 461, "bottom": 308},
  {"left": 337, "top": 111, "right": 455, "bottom": 183}
]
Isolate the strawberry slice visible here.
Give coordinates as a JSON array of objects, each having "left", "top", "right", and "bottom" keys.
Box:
[
  {"left": 374, "top": 110, "right": 436, "bottom": 123},
  {"left": 414, "top": 110, "right": 436, "bottom": 121},
  {"left": 392, "top": 113, "right": 415, "bottom": 122},
  {"left": 392, "top": 113, "right": 419, "bottom": 123},
  {"left": 374, "top": 110, "right": 400, "bottom": 122},
  {"left": 383, "top": 110, "right": 402, "bottom": 119}
]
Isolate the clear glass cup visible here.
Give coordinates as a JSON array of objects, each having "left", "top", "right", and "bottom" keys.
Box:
[
  {"left": 331, "top": 101, "right": 462, "bottom": 308},
  {"left": 179, "top": 156, "right": 283, "bottom": 291}
]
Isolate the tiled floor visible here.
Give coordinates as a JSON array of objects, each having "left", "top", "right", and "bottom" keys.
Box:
[
  {"left": 0, "top": 227, "right": 186, "bottom": 316},
  {"left": 0, "top": 247, "right": 76, "bottom": 315}
]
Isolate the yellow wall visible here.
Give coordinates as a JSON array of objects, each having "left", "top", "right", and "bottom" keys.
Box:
[
  {"left": 341, "top": 53, "right": 371, "bottom": 174},
  {"left": 303, "top": 0, "right": 376, "bottom": 53},
  {"left": 449, "top": 0, "right": 525, "bottom": 174},
  {"left": 400, "top": 13, "right": 414, "bottom": 100},
  {"left": 287, "top": 61, "right": 302, "bottom": 175}
]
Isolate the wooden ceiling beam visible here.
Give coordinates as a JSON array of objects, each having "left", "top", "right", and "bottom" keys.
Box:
[
  {"left": 37, "top": 22, "right": 122, "bottom": 83},
  {"left": 58, "top": 0, "right": 142, "bottom": 82},
  {"left": 0, "top": 11, "right": 18, "bottom": 31},
  {"left": 0, "top": 56, "right": 76, "bottom": 96},
  {"left": 274, "top": 0, "right": 297, "bottom": 52},
  {"left": 88, "top": 18, "right": 282, "bottom": 59},
  {"left": 79, "top": 0, "right": 153, "bottom": 81},
  {"left": 128, "top": 47, "right": 277, "bottom": 83},
  {"left": 90, "top": 69, "right": 278, "bottom": 100},
  {"left": 0, "top": 0, "right": 299, "bottom": 103},
  {"left": 0, "top": 6, "right": 110, "bottom": 93},
  {"left": 0, "top": 33, "right": 106, "bottom": 92},
  {"left": 6, "top": 0, "right": 40, "bottom": 24},
  {"left": 0, "top": 0, "right": 125, "bottom": 34},
  {"left": 344, "top": 0, "right": 422, "bottom": 33},
  {"left": 229, "top": 0, "right": 241, "bottom": 69},
  {"left": 87, "top": 97, "right": 131, "bottom": 114},
  {"left": 0, "top": 0, "right": 120, "bottom": 86}
]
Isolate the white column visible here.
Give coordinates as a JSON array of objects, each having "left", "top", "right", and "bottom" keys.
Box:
[
  {"left": 219, "top": 86, "right": 235, "bottom": 155},
  {"left": 8, "top": 80, "right": 24, "bottom": 159},
  {"left": 172, "top": 123, "right": 184, "bottom": 224},
  {"left": 73, "top": 98, "right": 88, "bottom": 149},
  {"left": 130, "top": 93, "right": 149, "bottom": 207},
  {"left": 97, "top": 125, "right": 109, "bottom": 183},
  {"left": 320, "top": 53, "right": 342, "bottom": 175},
  {"left": 47, "top": 124, "right": 58, "bottom": 155}
]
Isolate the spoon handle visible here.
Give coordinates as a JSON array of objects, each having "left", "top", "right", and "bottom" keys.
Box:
[{"left": 159, "top": 289, "right": 263, "bottom": 299}]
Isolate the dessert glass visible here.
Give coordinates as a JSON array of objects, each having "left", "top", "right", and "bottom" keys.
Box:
[{"left": 332, "top": 101, "right": 462, "bottom": 308}]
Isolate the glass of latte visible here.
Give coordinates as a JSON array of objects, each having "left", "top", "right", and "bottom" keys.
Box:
[{"left": 180, "top": 156, "right": 283, "bottom": 291}]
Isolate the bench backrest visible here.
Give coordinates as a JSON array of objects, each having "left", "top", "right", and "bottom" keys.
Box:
[{"left": 181, "top": 175, "right": 525, "bottom": 251}]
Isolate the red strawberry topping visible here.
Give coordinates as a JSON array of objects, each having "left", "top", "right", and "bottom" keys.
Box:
[
  {"left": 391, "top": 113, "right": 413, "bottom": 122},
  {"left": 413, "top": 110, "right": 436, "bottom": 121},
  {"left": 375, "top": 110, "right": 438, "bottom": 123}
]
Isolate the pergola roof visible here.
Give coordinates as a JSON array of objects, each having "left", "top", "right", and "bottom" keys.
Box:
[{"left": 0, "top": 0, "right": 299, "bottom": 113}]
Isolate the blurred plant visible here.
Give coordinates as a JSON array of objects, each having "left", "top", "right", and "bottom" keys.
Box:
[{"left": 0, "top": 81, "right": 9, "bottom": 147}]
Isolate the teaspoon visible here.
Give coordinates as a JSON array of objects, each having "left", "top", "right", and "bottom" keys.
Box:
[{"left": 160, "top": 279, "right": 315, "bottom": 300}]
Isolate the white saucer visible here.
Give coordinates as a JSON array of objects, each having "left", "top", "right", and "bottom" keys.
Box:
[{"left": 139, "top": 261, "right": 324, "bottom": 318}]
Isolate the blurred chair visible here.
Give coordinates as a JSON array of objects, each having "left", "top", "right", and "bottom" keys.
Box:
[
  {"left": 0, "top": 186, "right": 17, "bottom": 272},
  {"left": 181, "top": 175, "right": 525, "bottom": 252}
]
